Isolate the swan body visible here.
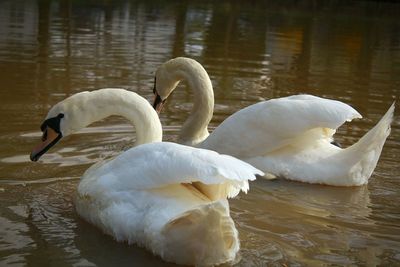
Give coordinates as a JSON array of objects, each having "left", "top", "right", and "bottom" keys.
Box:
[
  {"left": 77, "top": 142, "right": 261, "bottom": 266},
  {"left": 30, "top": 88, "right": 262, "bottom": 266},
  {"left": 153, "top": 57, "right": 395, "bottom": 186}
]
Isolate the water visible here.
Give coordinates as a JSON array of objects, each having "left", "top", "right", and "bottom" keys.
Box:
[{"left": 0, "top": 0, "right": 399, "bottom": 266}]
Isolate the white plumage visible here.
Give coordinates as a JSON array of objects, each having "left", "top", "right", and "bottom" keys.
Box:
[
  {"left": 201, "top": 94, "right": 362, "bottom": 158},
  {"left": 77, "top": 142, "right": 261, "bottom": 266},
  {"left": 154, "top": 57, "right": 394, "bottom": 186},
  {"left": 31, "top": 89, "right": 262, "bottom": 266}
]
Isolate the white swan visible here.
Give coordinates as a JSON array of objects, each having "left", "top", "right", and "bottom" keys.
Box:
[
  {"left": 152, "top": 57, "right": 395, "bottom": 186},
  {"left": 30, "top": 88, "right": 263, "bottom": 266}
]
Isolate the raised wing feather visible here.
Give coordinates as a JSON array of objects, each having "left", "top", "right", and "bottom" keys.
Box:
[
  {"left": 78, "top": 142, "right": 263, "bottom": 199},
  {"left": 200, "top": 94, "right": 362, "bottom": 158}
]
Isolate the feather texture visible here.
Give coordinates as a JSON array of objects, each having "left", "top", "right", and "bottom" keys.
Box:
[{"left": 200, "top": 94, "right": 362, "bottom": 158}]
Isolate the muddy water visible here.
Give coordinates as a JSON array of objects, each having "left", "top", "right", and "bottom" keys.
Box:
[{"left": 0, "top": 1, "right": 399, "bottom": 266}]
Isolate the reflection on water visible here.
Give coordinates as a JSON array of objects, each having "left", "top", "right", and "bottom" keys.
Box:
[
  {"left": 0, "top": 0, "right": 399, "bottom": 266},
  {"left": 233, "top": 182, "right": 375, "bottom": 266}
]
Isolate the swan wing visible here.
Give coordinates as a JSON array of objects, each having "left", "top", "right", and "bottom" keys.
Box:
[
  {"left": 78, "top": 142, "right": 263, "bottom": 199},
  {"left": 200, "top": 94, "right": 362, "bottom": 158}
]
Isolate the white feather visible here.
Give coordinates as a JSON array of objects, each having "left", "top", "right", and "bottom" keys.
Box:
[
  {"left": 201, "top": 94, "right": 362, "bottom": 158},
  {"left": 78, "top": 142, "right": 262, "bottom": 199}
]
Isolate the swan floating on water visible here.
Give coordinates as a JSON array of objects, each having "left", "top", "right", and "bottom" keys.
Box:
[
  {"left": 30, "top": 88, "right": 263, "bottom": 266},
  {"left": 152, "top": 57, "right": 394, "bottom": 186}
]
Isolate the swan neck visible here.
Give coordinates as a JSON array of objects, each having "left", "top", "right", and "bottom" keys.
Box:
[
  {"left": 67, "top": 89, "right": 162, "bottom": 145},
  {"left": 176, "top": 62, "right": 214, "bottom": 145}
]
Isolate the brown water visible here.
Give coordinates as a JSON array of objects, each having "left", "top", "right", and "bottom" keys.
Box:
[{"left": 0, "top": 1, "right": 399, "bottom": 266}]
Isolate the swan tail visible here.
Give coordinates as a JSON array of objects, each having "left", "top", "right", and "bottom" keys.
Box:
[
  {"left": 343, "top": 102, "right": 394, "bottom": 185},
  {"left": 161, "top": 200, "right": 239, "bottom": 266}
]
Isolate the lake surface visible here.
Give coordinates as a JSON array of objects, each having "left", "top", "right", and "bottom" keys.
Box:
[{"left": 0, "top": 0, "right": 399, "bottom": 266}]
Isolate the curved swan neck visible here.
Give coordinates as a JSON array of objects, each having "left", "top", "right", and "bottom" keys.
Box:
[
  {"left": 57, "top": 89, "right": 162, "bottom": 145},
  {"left": 164, "top": 58, "right": 214, "bottom": 145}
]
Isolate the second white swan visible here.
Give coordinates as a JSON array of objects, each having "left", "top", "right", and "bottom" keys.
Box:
[{"left": 152, "top": 57, "right": 394, "bottom": 186}]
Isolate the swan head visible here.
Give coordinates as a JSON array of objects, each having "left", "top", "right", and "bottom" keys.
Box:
[
  {"left": 30, "top": 92, "right": 91, "bottom": 161},
  {"left": 152, "top": 59, "right": 183, "bottom": 113},
  {"left": 152, "top": 77, "right": 167, "bottom": 113}
]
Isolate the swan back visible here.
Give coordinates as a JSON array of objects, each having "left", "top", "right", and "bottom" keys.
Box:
[
  {"left": 79, "top": 142, "right": 263, "bottom": 200},
  {"left": 200, "top": 94, "right": 362, "bottom": 158}
]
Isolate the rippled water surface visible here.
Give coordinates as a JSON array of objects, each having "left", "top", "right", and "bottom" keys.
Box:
[{"left": 1, "top": 1, "right": 399, "bottom": 266}]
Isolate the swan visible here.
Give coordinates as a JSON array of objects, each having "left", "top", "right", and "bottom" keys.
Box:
[
  {"left": 29, "top": 88, "right": 263, "bottom": 266},
  {"left": 152, "top": 57, "right": 395, "bottom": 186}
]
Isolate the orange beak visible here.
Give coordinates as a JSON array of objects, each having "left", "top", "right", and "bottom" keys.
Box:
[{"left": 30, "top": 127, "right": 62, "bottom": 161}]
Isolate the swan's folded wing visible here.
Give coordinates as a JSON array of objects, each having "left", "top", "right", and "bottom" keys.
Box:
[
  {"left": 79, "top": 142, "right": 263, "bottom": 198},
  {"left": 200, "top": 94, "right": 362, "bottom": 158}
]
